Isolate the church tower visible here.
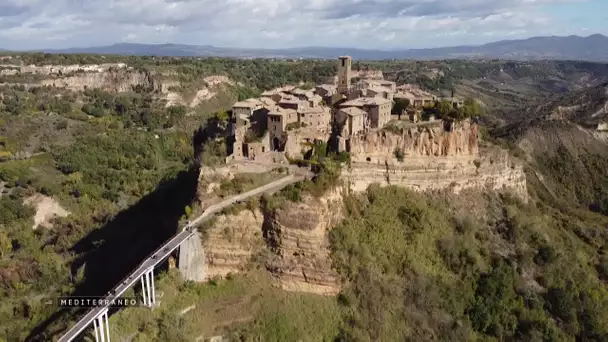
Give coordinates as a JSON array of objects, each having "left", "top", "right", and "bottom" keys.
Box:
[{"left": 337, "top": 56, "right": 352, "bottom": 94}]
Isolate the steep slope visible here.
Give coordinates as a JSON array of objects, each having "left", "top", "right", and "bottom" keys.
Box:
[{"left": 494, "top": 83, "right": 608, "bottom": 213}]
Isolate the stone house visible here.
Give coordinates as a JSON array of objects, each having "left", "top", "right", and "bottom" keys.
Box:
[
  {"left": 261, "top": 90, "right": 284, "bottom": 103},
  {"left": 336, "top": 107, "right": 369, "bottom": 137},
  {"left": 315, "top": 84, "right": 337, "bottom": 98},
  {"left": 245, "top": 140, "right": 269, "bottom": 160},
  {"left": 394, "top": 90, "right": 436, "bottom": 108},
  {"left": 298, "top": 106, "right": 332, "bottom": 133},
  {"left": 360, "top": 79, "right": 396, "bottom": 94},
  {"left": 232, "top": 99, "right": 262, "bottom": 118},
  {"left": 278, "top": 95, "right": 309, "bottom": 111},
  {"left": 366, "top": 86, "right": 394, "bottom": 102},
  {"left": 267, "top": 107, "right": 298, "bottom": 151},
  {"left": 339, "top": 96, "right": 392, "bottom": 129},
  {"left": 289, "top": 88, "right": 318, "bottom": 102},
  {"left": 377, "top": 80, "right": 397, "bottom": 92}
]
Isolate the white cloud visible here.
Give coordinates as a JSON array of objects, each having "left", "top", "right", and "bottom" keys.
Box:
[{"left": 0, "top": 0, "right": 599, "bottom": 50}]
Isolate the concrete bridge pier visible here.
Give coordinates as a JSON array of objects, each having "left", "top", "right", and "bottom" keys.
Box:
[
  {"left": 92, "top": 309, "right": 110, "bottom": 342},
  {"left": 140, "top": 268, "right": 156, "bottom": 307},
  {"left": 178, "top": 230, "right": 206, "bottom": 282}
]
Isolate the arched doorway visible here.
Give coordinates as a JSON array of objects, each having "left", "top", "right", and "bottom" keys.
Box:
[{"left": 272, "top": 137, "right": 280, "bottom": 151}]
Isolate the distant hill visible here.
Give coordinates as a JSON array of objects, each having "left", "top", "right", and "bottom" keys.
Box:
[{"left": 19, "top": 34, "right": 608, "bottom": 61}]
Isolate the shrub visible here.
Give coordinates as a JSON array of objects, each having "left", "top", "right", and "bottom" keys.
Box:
[
  {"left": 533, "top": 245, "right": 558, "bottom": 265},
  {"left": 393, "top": 148, "right": 405, "bottom": 162}
]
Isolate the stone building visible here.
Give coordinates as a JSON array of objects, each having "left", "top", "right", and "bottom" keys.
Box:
[
  {"left": 268, "top": 107, "right": 298, "bottom": 151},
  {"left": 336, "top": 107, "right": 369, "bottom": 136},
  {"left": 298, "top": 106, "right": 332, "bottom": 133},
  {"left": 366, "top": 86, "right": 394, "bottom": 102},
  {"left": 394, "top": 90, "right": 436, "bottom": 108},
  {"left": 339, "top": 96, "right": 392, "bottom": 129},
  {"left": 337, "top": 56, "right": 352, "bottom": 94},
  {"left": 315, "top": 84, "right": 337, "bottom": 98}
]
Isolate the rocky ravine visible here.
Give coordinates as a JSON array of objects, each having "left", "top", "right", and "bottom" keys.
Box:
[{"left": 202, "top": 189, "right": 344, "bottom": 296}]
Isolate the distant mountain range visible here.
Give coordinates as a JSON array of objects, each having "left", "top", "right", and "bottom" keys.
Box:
[{"left": 9, "top": 34, "right": 608, "bottom": 61}]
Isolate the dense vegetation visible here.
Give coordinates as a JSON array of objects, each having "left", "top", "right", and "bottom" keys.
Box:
[{"left": 329, "top": 185, "right": 608, "bottom": 341}]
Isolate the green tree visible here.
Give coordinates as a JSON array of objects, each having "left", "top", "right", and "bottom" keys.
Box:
[
  {"left": 392, "top": 98, "right": 410, "bottom": 119},
  {"left": 469, "top": 260, "right": 523, "bottom": 338},
  {"left": 461, "top": 98, "right": 483, "bottom": 118},
  {"left": 436, "top": 100, "right": 453, "bottom": 118}
]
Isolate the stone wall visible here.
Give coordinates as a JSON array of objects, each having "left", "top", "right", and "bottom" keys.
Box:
[{"left": 284, "top": 128, "right": 331, "bottom": 159}]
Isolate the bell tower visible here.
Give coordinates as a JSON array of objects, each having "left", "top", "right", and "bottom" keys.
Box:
[{"left": 337, "top": 56, "right": 352, "bottom": 94}]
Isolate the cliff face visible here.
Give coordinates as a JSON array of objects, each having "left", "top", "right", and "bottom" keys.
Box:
[
  {"left": 343, "top": 147, "right": 528, "bottom": 202},
  {"left": 264, "top": 189, "right": 344, "bottom": 295},
  {"left": 201, "top": 190, "right": 344, "bottom": 295},
  {"left": 40, "top": 70, "right": 155, "bottom": 92},
  {"left": 203, "top": 208, "right": 266, "bottom": 278},
  {"left": 347, "top": 120, "right": 479, "bottom": 163}
]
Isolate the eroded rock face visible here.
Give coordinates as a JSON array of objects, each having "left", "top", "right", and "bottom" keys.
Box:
[
  {"left": 343, "top": 147, "right": 528, "bottom": 202},
  {"left": 203, "top": 209, "right": 265, "bottom": 279},
  {"left": 264, "top": 189, "right": 344, "bottom": 295},
  {"left": 40, "top": 70, "right": 154, "bottom": 92},
  {"left": 347, "top": 120, "right": 479, "bottom": 163},
  {"left": 201, "top": 189, "right": 344, "bottom": 296}
]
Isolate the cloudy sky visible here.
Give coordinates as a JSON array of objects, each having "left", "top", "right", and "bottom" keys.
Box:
[{"left": 0, "top": 0, "right": 606, "bottom": 50}]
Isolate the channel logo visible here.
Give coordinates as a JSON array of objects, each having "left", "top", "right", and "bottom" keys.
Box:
[{"left": 57, "top": 297, "right": 143, "bottom": 308}]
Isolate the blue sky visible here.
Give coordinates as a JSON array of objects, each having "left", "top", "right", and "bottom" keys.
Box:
[{"left": 0, "top": 0, "right": 606, "bottom": 50}]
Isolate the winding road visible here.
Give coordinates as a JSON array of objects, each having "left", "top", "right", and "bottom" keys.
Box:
[{"left": 58, "top": 172, "right": 311, "bottom": 342}]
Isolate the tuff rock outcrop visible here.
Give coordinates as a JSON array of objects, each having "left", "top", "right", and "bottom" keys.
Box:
[
  {"left": 346, "top": 120, "right": 478, "bottom": 163},
  {"left": 201, "top": 189, "right": 344, "bottom": 295},
  {"left": 40, "top": 70, "right": 156, "bottom": 92}
]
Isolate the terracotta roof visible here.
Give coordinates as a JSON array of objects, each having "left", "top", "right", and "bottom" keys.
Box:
[
  {"left": 298, "top": 106, "right": 329, "bottom": 115},
  {"left": 367, "top": 85, "right": 392, "bottom": 94},
  {"left": 340, "top": 107, "right": 368, "bottom": 117},
  {"left": 394, "top": 90, "right": 434, "bottom": 100},
  {"left": 290, "top": 88, "right": 308, "bottom": 95},
  {"left": 258, "top": 97, "right": 276, "bottom": 106},
  {"left": 268, "top": 107, "right": 297, "bottom": 116},
  {"left": 261, "top": 90, "right": 277, "bottom": 96},
  {"left": 378, "top": 80, "right": 396, "bottom": 87},
  {"left": 316, "top": 84, "right": 336, "bottom": 91},
  {"left": 233, "top": 99, "right": 258, "bottom": 108},
  {"left": 340, "top": 96, "right": 392, "bottom": 107}
]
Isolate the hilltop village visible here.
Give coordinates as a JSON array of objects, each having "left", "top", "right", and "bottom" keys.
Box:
[{"left": 227, "top": 56, "right": 464, "bottom": 163}]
